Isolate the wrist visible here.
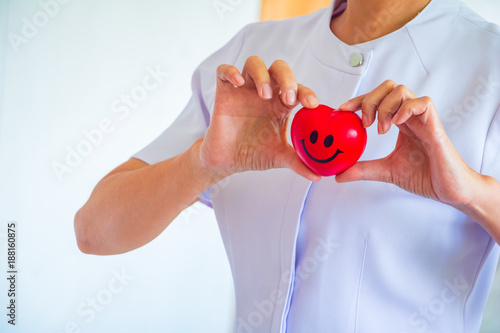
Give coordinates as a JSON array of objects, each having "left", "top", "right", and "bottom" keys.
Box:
[
  {"left": 454, "top": 172, "right": 499, "bottom": 232},
  {"left": 188, "top": 138, "right": 232, "bottom": 187}
]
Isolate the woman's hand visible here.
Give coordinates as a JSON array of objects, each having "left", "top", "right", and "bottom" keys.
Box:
[
  {"left": 199, "top": 56, "right": 321, "bottom": 181},
  {"left": 337, "top": 80, "right": 500, "bottom": 244},
  {"left": 337, "top": 80, "right": 479, "bottom": 207}
]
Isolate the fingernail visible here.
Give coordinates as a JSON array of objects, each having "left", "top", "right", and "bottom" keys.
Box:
[
  {"left": 262, "top": 84, "right": 272, "bottom": 99},
  {"left": 377, "top": 121, "right": 382, "bottom": 134},
  {"left": 362, "top": 114, "right": 368, "bottom": 127},
  {"left": 234, "top": 74, "right": 245, "bottom": 86},
  {"left": 286, "top": 90, "right": 296, "bottom": 105},
  {"left": 307, "top": 95, "right": 319, "bottom": 107}
]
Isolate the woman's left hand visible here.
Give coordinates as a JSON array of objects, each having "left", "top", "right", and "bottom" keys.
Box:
[{"left": 336, "top": 80, "right": 481, "bottom": 208}]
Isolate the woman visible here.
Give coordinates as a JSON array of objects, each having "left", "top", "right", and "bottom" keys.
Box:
[{"left": 76, "top": 0, "right": 500, "bottom": 331}]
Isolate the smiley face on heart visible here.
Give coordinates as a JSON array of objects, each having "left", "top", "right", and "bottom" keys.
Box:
[{"left": 291, "top": 104, "right": 367, "bottom": 177}]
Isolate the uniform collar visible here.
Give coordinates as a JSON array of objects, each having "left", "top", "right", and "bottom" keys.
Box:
[{"left": 311, "top": 0, "right": 461, "bottom": 75}]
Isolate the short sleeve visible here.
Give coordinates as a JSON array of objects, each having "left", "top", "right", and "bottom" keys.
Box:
[
  {"left": 481, "top": 106, "right": 500, "bottom": 180},
  {"left": 132, "top": 25, "right": 248, "bottom": 206}
]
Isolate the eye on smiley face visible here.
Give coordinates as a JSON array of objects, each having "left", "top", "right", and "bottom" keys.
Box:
[
  {"left": 299, "top": 130, "right": 344, "bottom": 164},
  {"left": 291, "top": 105, "right": 367, "bottom": 177}
]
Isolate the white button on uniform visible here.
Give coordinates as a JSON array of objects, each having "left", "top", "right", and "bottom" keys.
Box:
[{"left": 350, "top": 53, "right": 363, "bottom": 67}]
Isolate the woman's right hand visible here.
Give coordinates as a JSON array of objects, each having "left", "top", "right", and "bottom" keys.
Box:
[{"left": 199, "top": 56, "right": 322, "bottom": 181}]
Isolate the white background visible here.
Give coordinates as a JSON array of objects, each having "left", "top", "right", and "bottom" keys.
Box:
[{"left": 0, "top": 0, "right": 498, "bottom": 332}]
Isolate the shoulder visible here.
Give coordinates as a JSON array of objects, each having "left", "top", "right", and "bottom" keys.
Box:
[
  {"left": 196, "top": 7, "right": 328, "bottom": 75},
  {"left": 450, "top": 3, "right": 500, "bottom": 66},
  {"left": 234, "top": 8, "right": 328, "bottom": 64},
  {"left": 409, "top": 2, "right": 500, "bottom": 69},
  {"left": 410, "top": 2, "right": 500, "bottom": 87},
  {"left": 456, "top": 2, "right": 500, "bottom": 39},
  {"left": 243, "top": 8, "right": 325, "bottom": 38}
]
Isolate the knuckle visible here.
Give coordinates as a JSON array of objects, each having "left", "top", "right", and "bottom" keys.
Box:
[
  {"left": 421, "top": 96, "right": 433, "bottom": 106},
  {"left": 271, "top": 59, "right": 288, "bottom": 68},
  {"left": 394, "top": 84, "right": 407, "bottom": 94},
  {"left": 361, "top": 98, "right": 376, "bottom": 111},
  {"left": 218, "top": 64, "right": 236, "bottom": 75},
  {"left": 247, "top": 55, "right": 261, "bottom": 64},
  {"left": 383, "top": 79, "right": 397, "bottom": 88},
  {"left": 216, "top": 64, "right": 227, "bottom": 73},
  {"left": 298, "top": 84, "right": 312, "bottom": 93},
  {"left": 270, "top": 60, "right": 293, "bottom": 80},
  {"left": 254, "top": 73, "right": 270, "bottom": 85},
  {"left": 401, "top": 102, "right": 413, "bottom": 115}
]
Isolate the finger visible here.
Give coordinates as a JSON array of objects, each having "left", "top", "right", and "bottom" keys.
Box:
[
  {"left": 338, "top": 94, "right": 369, "bottom": 126},
  {"left": 338, "top": 94, "right": 366, "bottom": 111},
  {"left": 216, "top": 64, "right": 245, "bottom": 88},
  {"left": 279, "top": 148, "right": 322, "bottom": 182},
  {"left": 393, "top": 97, "right": 445, "bottom": 147},
  {"left": 297, "top": 84, "right": 319, "bottom": 109},
  {"left": 377, "top": 85, "right": 416, "bottom": 134},
  {"left": 242, "top": 56, "right": 273, "bottom": 100},
  {"left": 335, "top": 159, "right": 390, "bottom": 183},
  {"left": 392, "top": 96, "right": 433, "bottom": 126},
  {"left": 339, "top": 80, "right": 398, "bottom": 128},
  {"left": 268, "top": 60, "right": 298, "bottom": 107}
]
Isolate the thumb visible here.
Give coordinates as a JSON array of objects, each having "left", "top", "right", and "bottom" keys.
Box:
[{"left": 335, "top": 159, "right": 390, "bottom": 183}]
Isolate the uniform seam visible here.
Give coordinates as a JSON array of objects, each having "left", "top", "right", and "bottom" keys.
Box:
[
  {"left": 309, "top": 49, "right": 366, "bottom": 76},
  {"left": 479, "top": 105, "right": 500, "bottom": 175},
  {"left": 404, "top": 26, "right": 428, "bottom": 76},
  {"left": 273, "top": 176, "right": 308, "bottom": 332},
  {"left": 354, "top": 236, "right": 368, "bottom": 333},
  {"left": 461, "top": 236, "right": 494, "bottom": 333}
]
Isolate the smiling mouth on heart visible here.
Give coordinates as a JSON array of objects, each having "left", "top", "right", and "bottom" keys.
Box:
[{"left": 299, "top": 139, "right": 344, "bottom": 164}]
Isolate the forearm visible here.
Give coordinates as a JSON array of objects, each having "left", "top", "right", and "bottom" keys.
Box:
[
  {"left": 457, "top": 173, "right": 500, "bottom": 245},
  {"left": 75, "top": 139, "right": 225, "bottom": 255}
]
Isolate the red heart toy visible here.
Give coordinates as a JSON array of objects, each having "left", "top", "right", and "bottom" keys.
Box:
[{"left": 291, "top": 104, "right": 367, "bottom": 177}]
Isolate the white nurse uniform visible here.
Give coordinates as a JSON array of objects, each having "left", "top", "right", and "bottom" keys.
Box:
[{"left": 134, "top": 0, "right": 500, "bottom": 331}]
